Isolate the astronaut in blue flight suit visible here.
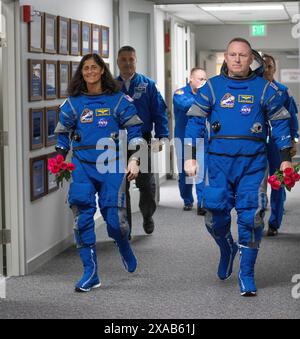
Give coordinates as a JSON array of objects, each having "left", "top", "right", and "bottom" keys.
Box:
[
  {"left": 262, "top": 54, "right": 299, "bottom": 237},
  {"left": 173, "top": 68, "right": 208, "bottom": 215},
  {"left": 117, "top": 46, "right": 169, "bottom": 235},
  {"left": 185, "top": 38, "right": 293, "bottom": 297},
  {"left": 55, "top": 54, "right": 144, "bottom": 292}
]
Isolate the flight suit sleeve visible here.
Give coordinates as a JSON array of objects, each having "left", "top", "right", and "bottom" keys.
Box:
[
  {"left": 287, "top": 93, "right": 299, "bottom": 139},
  {"left": 150, "top": 82, "right": 169, "bottom": 139},
  {"left": 173, "top": 89, "right": 195, "bottom": 113},
  {"left": 263, "top": 83, "right": 292, "bottom": 161},
  {"left": 55, "top": 98, "right": 77, "bottom": 154},
  {"left": 185, "top": 82, "right": 213, "bottom": 158}
]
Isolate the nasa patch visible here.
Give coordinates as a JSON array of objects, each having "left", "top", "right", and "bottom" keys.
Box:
[
  {"left": 221, "top": 93, "right": 235, "bottom": 108},
  {"left": 80, "top": 109, "right": 94, "bottom": 123},
  {"left": 240, "top": 105, "right": 252, "bottom": 116},
  {"left": 97, "top": 119, "right": 109, "bottom": 128}
]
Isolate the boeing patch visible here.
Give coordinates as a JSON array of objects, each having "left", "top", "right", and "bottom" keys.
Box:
[
  {"left": 80, "top": 109, "right": 94, "bottom": 123},
  {"left": 175, "top": 89, "right": 184, "bottom": 95},
  {"left": 96, "top": 108, "right": 111, "bottom": 117},
  {"left": 221, "top": 93, "right": 235, "bottom": 108},
  {"left": 238, "top": 95, "right": 254, "bottom": 104}
]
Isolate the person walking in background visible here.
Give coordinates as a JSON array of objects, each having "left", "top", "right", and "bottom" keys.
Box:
[{"left": 173, "top": 68, "right": 208, "bottom": 215}]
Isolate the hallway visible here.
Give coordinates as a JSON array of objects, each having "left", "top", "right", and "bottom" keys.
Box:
[{"left": 1, "top": 180, "right": 300, "bottom": 319}]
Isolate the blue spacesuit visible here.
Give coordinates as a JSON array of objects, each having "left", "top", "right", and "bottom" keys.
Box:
[
  {"left": 117, "top": 73, "right": 169, "bottom": 234},
  {"left": 55, "top": 92, "right": 143, "bottom": 291},
  {"left": 186, "top": 67, "right": 291, "bottom": 296},
  {"left": 267, "top": 81, "right": 299, "bottom": 232},
  {"left": 173, "top": 84, "right": 208, "bottom": 209}
]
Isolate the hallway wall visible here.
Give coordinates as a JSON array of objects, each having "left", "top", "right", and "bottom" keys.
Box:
[{"left": 18, "top": 0, "right": 114, "bottom": 273}]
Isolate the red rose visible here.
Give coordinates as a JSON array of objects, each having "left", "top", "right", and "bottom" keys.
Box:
[
  {"left": 284, "top": 176, "right": 295, "bottom": 187},
  {"left": 293, "top": 173, "right": 300, "bottom": 182},
  {"left": 50, "top": 164, "right": 60, "bottom": 174},
  {"left": 56, "top": 154, "right": 64, "bottom": 165},
  {"left": 284, "top": 167, "right": 295, "bottom": 177},
  {"left": 60, "top": 162, "right": 68, "bottom": 170},
  {"left": 271, "top": 180, "right": 282, "bottom": 190},
  {"left": 48, "top": 158, "right": 57, "bottom": 167},
  {"left": 67, "top": 163, "right": 75, "bottom": 171},
  {"left": 268, "top": 175, "right": 278, "bottom": 184}
]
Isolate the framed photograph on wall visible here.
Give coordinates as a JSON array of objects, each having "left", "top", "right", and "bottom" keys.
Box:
[
  {"left": 81, "top": 22, "right": 92, "bottom": 55},
  {"left": 57, "top": 16, "right": 70, "bottom": 55},
  {"left": 44, "top": 60, "right": 57, "bottom": 100},
  {"left": 46, "top": 152, "right": 59, "bottom": 194},
  {"left": 28, "top": 59, "right": 44, "bottom": 102},
  {"left": 30, "top": 155, "right": 47, "bottom": 201},
  {"left": 101, "top": 26, "right": 109, "bottom": 58},
  {"left": 58, "top": 61, "right": 70, "bottom": 99},
  {"left": 45, "top": 106, "right": 59, "bottom": 147},
  {"left": 92, "top": 24, "right": 101, "bottom": 55},
  {"left": 44, "top": 13, "right": 57, "bottom": 54},
  {"left": 70, "top": 61, "right": 80, "bottom": 81},
  {"left": 30, "top": 108, "right": 44, "bottom": 151},
  {"left": 70, "top": 19, "right": 81, "bottom": 56},
  {"left": 28, "top": 14, "right": 44, "bottom": 53}
]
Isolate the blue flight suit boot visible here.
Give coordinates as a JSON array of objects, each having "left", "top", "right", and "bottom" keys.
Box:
[
  {"left": 115, "top": 237, "right": 138, "bottom": 273},
  {"left": 207, "top": 227, "right": 238, "bottom": 280},
  {"left": 75, "top": 245, "right": 101, "bottom": 293},
  {"left": 238, "top": 247, "right": 259, "bottom": 297}
]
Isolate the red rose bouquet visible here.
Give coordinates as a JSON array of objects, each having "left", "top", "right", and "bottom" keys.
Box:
[
  {"left": 268, "top": 163, "right": 300, "bottom": 191},
  {"left": 48, "top": 154, "right": 76, "bottom": 187}
]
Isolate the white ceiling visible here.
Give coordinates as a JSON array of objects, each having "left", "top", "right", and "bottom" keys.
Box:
[{"left": 157, "top": 2, "right": 299, "bottom": 24}]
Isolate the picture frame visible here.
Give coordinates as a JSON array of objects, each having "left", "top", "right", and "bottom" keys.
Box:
[
  {"left": 81, "top": 21, "right": 92, "bottom": 55},
  {"left": 57, "top": 16, "right": 70, "bottom": 55},
  {"left": 46, "top": 152, "right": 59, "bottom": 194},
  {"left": 30, "top": 108, "right": 44, "bottom": 151},
  {"left": 100, "top": 26, "right": 109, "bottom": 58},
  {"left": 70, "top": 61, "right": 80, "bottom": 81},
  {"left": 44, "top": 60, "right": 57, "bottom": 100},
  {"left": 44, "top": 13, "right": 57, "bottom": 54},
  {"left": 45, "top": 106, "right": 59, "bottom": 147},
  {"left": 28, "top": 14, "right": 44, "bottom": 53},
  {"left": 91, "top": 24, "right": 101, "bottom": 55},
  {"left": 58, "top": 61, "right": 70, "bottom": 99},
  {"left": 70, "top": 19, "right": 81, "bottom": 56},
  {"left": 30, "top": 155, "right": 47, "bottom": 201},
  {"left": 28, "top": 59, "right": 44, "bottom": 102}
]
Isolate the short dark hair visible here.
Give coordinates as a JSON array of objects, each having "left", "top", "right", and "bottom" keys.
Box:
[
  {"left": 68, "top": 53, "right": 120, "bottom": 97},
  {"left": 227, "top": 37, "right": 252, "bottom": 51},
  {"left": 262, "top": 53, "right": 276, "bottom": 67},
  {"left": 118, "top": 46, "right": 136, "bottom": 57},
  {"left": 190, "top": 67, "right": 206, "bottom": 75}
]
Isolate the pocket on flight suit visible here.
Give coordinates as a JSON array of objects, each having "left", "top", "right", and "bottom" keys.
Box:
[
  {"left": 203, "top": 187, "right": 228, "bottom": 211},
  {"left": 68, "top": 182, "right": 95, "bottom": 206}
]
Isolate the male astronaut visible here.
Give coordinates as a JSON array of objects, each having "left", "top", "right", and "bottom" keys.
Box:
[
  {"left": 173, "top": 68, "right": 208, "bottom": 215},
  {"left": 185, "top": 38, "right": 293, "bottom": 297},
  {"left": 117, "top": 46, "right": 169, "bottom": 235},
  {"left": 263, "top": 54, "right": 299, "bottom": 236}
]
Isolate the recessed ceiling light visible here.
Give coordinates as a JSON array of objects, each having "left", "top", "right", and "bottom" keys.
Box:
[{"left": 201, "top": 5, "right": 284, "bottom": 11}]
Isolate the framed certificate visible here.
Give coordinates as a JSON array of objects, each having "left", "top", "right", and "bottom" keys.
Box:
[
  {"left": 81, "top": 22, "right": 91, "bottom": 55},
  {"left": 30, "top": 108, "right": 44, "bottom": 151},
  {"left": 47, "top": 152, "right": 59, "bottom": 194},
  {"left": 44, "top": 13, "right": 57, "bottom": 54},
  {"left": 44, "top": 60, "right": 57, "bottom": 100},
  {"left": 45, "top": 106, "right": 59, "bottom": 147},
  {"left": 58, "top": 61, "right": 70, "bottom": 98},
  {"left": 30, "top": 155, "right": 47, "bottom": 201},
  {"left": 70, "top": 19, "right": 81, "bottom": 56},
  {"left": 28, "top": 59, "right": 44, "bottom": 102},
  {"left": 57, "top": 16, "right": 70, "bottom": 55},
  {"left": 101, "top": 26, "right": 109, "bottom": 58},
  {"left": 70, "top": 61, "right": 80, "bottom": 80},
  {"left": 28, "top": 14, "right": 44, "bottom": 53},
  {"left": 92, "top": 24, "right": 101, "bottom": 55}
]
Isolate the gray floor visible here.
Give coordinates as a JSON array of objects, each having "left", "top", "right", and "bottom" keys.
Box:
[{"left": 1, "top": 180, "right": 300, "bottom": 319}]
